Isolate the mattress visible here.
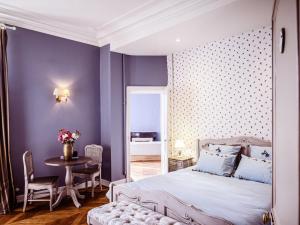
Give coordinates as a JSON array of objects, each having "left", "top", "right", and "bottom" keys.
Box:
[{"left": 120, "top": 167, "right": 271, "bottom": 225}]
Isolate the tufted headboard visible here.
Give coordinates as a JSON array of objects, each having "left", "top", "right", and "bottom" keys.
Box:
[{"left": 196, "top": 136, "right": 272, "bottom": 160}]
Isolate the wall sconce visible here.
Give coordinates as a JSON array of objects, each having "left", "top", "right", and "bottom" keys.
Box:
[{"left": 53, "top": 88, "right": 70, "bottom": 103}]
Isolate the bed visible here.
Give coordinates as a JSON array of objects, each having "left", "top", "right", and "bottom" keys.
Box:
[
  {"left": 109, "top": 136, "right": 272, "bottom": 225},
  {"left": 130, "top": 132, "right": 161, "bottom": 161}
]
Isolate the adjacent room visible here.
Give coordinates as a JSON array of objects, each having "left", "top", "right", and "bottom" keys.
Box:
[
  {"left": 0, "top": 1, "right": 299, "bottom": 225},
  {"left": 129, "top": 93, "right": 162, "bottom": 181}
]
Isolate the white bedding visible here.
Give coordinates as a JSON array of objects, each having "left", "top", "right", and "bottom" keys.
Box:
[{"left": 121, "top": 167, "right": 271, "bottom": 225}]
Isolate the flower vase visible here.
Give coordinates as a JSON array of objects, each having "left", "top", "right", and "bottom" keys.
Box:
[{"left": 63, "top": 143, "right": 73, "bottom": 161}]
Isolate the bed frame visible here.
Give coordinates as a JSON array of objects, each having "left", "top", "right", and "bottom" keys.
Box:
[
  {"left": 110, "top": 185, "right": 233, "bottom": 225},
  {"left": 110, "top": 136, "right": 272, "bottom": 225},
  {"left": 196, "top": 136, "right": 272, "bottom": 160}
]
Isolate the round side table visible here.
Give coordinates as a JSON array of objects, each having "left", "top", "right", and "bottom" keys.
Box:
[{"left": 44, "top": 156, "right": 92, "bottom": 208}]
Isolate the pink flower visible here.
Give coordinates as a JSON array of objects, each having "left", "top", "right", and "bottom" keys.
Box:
[{"left": 57, "top": 129, "right": 80, "bottom": 144}]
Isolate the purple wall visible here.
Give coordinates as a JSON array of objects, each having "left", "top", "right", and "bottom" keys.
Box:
[
  {"left": 130, "top": 94, "right": 161, "bottom": 141},
  {"left": 125, "top": 55, "right": 168, "bottom": 86},
  {"left": 110, "top": 52, "right": 125, "bottom": 181},
  {"left": 99, "top": 44, "right": 112, "bottom": 180},
  {"left": 7, "top": 28, "right": 101, "bottom": 193},
  {"left": 110, "top": 54, "right": 168, "bottom": 180},
  {"left": 99, "top": 48, "right": 126, "bottom": 181},
  {"left": 100, "top": 53, "right": 168, "bottom": 181},
  {"left": 6, "top": 27, "right": 168, "bottom": 191}
]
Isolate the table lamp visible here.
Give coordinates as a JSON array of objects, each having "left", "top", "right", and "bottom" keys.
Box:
[{"left": 175, "top": 139, "right": 186, "bottom": 157}]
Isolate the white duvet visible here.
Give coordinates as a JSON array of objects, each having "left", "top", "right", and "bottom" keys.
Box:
[{"left": 122, "top": 167, "right": 271, "bottom": 225}]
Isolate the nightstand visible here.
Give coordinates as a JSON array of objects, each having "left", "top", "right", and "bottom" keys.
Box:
[{"left": 168, "top": 156, "right": 194, "bottom": 172}]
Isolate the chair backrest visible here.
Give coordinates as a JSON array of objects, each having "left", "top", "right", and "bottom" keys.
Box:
[
  {"left": 23, "top": 151, "right": 34, "bottom": 184},
  {"left": 85, "top": 145, "right": 103, "bottom": 167}
]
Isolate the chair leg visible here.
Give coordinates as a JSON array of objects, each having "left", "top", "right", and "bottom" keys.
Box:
[
  {"left": 99, "top": 170, "right": 102, "bottom": 190},
  {"left": 23, "top": 187, "right": 28, "bottom": 213},
  {"left": 55, "top": 185, "right": 58, "bottom": 201},
  {"left": 91, "top": 176, "right": 95, "bottom": 198},
  {"left": 49, "top": 188, "right": 53, "bottom": 212},
  {"left": 29, "top": 189, "right": 34, "bottom": 204},
  {"left": 85, "top": 179, "right": 88, "bottom": 192}
]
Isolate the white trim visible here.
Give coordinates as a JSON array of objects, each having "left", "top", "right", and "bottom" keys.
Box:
[
  {"left": 127, "top": 86, "right": 168, "bottom": 94},
  {"left": 271, "top": 208, "right": 280, "bottom": 225},
  {"left": 16, "top": 179, "right": 110, "bottom": 203},
  {"left": 0, "top": 0, "right": 237, "bottom": 50},
  {"left": 126, "top": 90, "right": 132, "bottom": 182},
  {"left": 109, "top": 179, "right": 127, "bottom": 187},
  {"left": 126, "top": 86, "right": 168, "bottom": 181},
  {"left": 160, "top": 90, "right": 169, "bottom": 174},
  {"left": 0, "top": 3, "right": 98, "bottom": 46},
  {"left": 97, "top": 0, "right": 238, "bottom": 51}
]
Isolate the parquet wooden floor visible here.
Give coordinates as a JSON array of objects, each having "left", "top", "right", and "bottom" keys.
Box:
[
  {"left": 0, "top": 187, "right": 109, "bottom": 225},
  {"left": 130, "top": 160, "right": 161, "bottom": 181}
]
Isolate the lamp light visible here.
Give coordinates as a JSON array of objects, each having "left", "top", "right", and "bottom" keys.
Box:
[
  {"left": 53, "top": 88, "right": 70, "bottom": 103},
  {"left": 175, "top": 139, "right": 185, "bottom": 157}
]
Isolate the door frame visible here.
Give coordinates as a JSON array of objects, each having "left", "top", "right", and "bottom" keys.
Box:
[
  {"left": 271, "top": 0, "right": 300, "bottom": 224},
  {"left": 126, "top": 86, "right": 168, "bottom": 181}
]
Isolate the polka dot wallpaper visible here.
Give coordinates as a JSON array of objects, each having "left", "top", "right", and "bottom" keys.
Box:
[{"left": 167, "top": 27, "right": 272, "bottom": 156}]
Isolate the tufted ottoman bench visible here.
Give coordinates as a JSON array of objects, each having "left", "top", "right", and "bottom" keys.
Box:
[{"left": 87, "top": 201, "right": 186, "bottom": 225}]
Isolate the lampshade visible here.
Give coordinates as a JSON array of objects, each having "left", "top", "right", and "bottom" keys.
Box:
[
  {"left": 53, "top": 88, "right": 59, "bottom": 96},
  {"left": 53, "top": 88, "right": 70, "bottom": 96},
  {"left": 53, "top": 88, "right": 70, "bottom": 103},
  {"left": 175, "top": 139, "right": 185, "bottom": 149},
  {"left": 63, "top": 89, "right": 70, "bottom": 97}
]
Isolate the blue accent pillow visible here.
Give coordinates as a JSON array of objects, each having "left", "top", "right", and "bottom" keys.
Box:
[
  {"left": 195, "top": 150, "right": 237, "bottom": 176},
  {"left": 208, "top": 144, "right": 241, "bottom": 155},
  {"left": 234, "top": 155, "right": 272, "bottom": 184},
  {"left": 250, "top": 145, "right": 272, "bottom": 161}
]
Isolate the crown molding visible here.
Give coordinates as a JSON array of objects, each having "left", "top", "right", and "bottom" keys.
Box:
[
  {"left": 0, "top": 3, "right": 98, "bottom": 46},
  {"left": 96, "top": 0, "right": 238, "bottom": 51},
  {"left": 0, "top": 0, "right": 238, "bottom": 50}
]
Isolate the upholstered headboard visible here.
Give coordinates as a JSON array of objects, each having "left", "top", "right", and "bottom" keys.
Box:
[{"left": 196, "top": 136, "right": 272, "bottom": 159}]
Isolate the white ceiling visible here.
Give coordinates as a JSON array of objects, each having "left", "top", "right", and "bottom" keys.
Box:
[
  {"left": 117, "top": 0, "right": 274, "bottom": 55},
  {"left": 0, "top": 0, "right": 150, "bottom": 27},
  {"left": 0, "top": 0, "right": 274, "bottom": 55}
]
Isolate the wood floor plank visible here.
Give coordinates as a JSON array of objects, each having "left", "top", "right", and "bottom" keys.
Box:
[
  {"left": 131, "top": 160, "right": 161, "bottom": 180},
  {"left": 0, "top": 188, "right": 109, "bottom": 225}
]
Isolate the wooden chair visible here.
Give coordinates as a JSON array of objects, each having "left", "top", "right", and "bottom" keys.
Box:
[
  {"left": 23, "top": 151, "right": 58, "bottom": 212},
  {"left": 73, "top": 145, "right": 103, "bottom": 198}
]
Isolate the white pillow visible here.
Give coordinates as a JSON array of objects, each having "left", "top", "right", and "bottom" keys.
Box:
[
  {"left": 234, "top": 155, "right": 272, "bottom": 184},
  {"left": 250, "top": 145, "right": 272, "bottom": 161},
  {"left": 195, "top": 150, "right": 237, "bottom": 176},
  {"left": 209, "top": 144, "right": 241, "bottom": 155}
]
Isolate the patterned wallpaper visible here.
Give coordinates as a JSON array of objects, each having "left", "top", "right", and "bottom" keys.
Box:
[{"left": 167, "top": 27, "right": 272, "bottom": 157}]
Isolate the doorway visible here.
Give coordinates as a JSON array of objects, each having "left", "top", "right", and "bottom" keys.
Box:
[{"left": 126, "top": 86, "right": 168, "bottom": 181}]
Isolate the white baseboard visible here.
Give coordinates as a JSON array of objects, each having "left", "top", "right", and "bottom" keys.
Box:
[
  {"left": 109, "top": 178, "right": 127, "bottom": 187},
  {"left": 16, "top": 178, "right": 110, "bottom": 203}
]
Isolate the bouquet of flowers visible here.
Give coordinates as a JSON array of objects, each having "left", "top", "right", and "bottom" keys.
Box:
[{"left": 58, "top": 129, "right": 80, "bottom": 144}]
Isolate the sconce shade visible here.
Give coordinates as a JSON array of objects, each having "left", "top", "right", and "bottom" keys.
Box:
[
  {"left": 63, "top": 89, "right": 70, "bottom": 97},
  {"left": 175, "top": 139, "right": 185, "bottom": 149},
  {"left": 53, "top": 88, "right": 59, "bottom": 96},
  {"left": 53, "top": 88, "right": 70, "bottom": 103}
]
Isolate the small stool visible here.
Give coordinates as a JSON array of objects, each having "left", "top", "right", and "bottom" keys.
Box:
[{"left": 87, "top": 200, "right": 185, "bottom": 225}]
